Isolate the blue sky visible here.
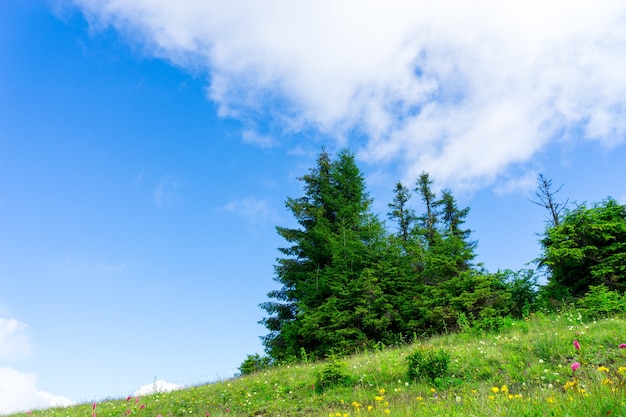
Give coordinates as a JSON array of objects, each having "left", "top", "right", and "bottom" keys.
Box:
[{"left": 1, "top": 0, "right": 626, "bottom": 413}]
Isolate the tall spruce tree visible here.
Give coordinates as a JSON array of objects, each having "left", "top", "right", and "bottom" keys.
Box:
[{"left": 260, "top": 149, "right": 388, "bottom": 360}]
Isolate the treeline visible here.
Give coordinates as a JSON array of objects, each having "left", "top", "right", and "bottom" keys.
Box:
[{"left": 241, "top": 149, "right": 626, "bottom": 372}]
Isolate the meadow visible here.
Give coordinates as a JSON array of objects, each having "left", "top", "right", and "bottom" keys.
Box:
[{"left": 11, "top": 309, "right": 626, "bottom": 417}]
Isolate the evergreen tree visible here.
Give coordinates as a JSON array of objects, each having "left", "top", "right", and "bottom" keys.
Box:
[
  {"left": 260, "top": 149, "right": 387, "bottom": 360},
  {"left": 538, "top": 197, "right": 626, "bottom": 299},
  {"left": 387, "top": 182, "right": 416, "bottom": 243}
]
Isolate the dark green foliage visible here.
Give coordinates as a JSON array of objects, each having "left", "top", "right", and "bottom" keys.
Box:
[
  {"left": 238, "top": 354, "right": 272, "bottom": 376},
  {"left": 260, "top": 148, "right": 554, "bottom": 362},
  {"left": 538, "top": 197, "right": 626, "bottom": 299},
  {"left": 406, "top": 347, "right": 450, "bottom": 383},
  {"left": 261, "top": 149, "right": 389, "bottom": 360}
]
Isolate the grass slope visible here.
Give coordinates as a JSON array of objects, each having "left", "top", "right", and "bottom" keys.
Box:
[{"left": 10, "top": 310, "right": 626, "bottom": 417}]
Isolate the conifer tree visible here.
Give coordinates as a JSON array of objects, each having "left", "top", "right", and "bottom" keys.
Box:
[{"left": 260, "top": 149, "right": 387, "bottom": 360}]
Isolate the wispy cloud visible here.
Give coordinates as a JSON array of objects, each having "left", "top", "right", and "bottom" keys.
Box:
[
  {"left": 242, "top": 129, "right": 278, "bottom": 148},
  {"left": 153, "top": 175, "right": 183, "bottom": 207},
  {"left": 53, "top": 258, "right": 127, "bottom": 279},
  {"left": 0, "top": 318, "right": 34, "bottom": 361},
  {"left": 218, "top": 197, "right": 279, "bottom": 231},
  {"left": 71, "top": 0, "right": 626, "bottom": 191},
  {"left": 0, "top": 318, "right": 74, "bottom": 414}
]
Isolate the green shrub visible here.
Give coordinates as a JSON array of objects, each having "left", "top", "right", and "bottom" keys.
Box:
[
  {"left": 238, "top": 353, "right": 272, "bottom": 375},
  {"left": 578, "top": 284, "right": 626, "bottom": 318},
  {"left": 315, "top": 356, "right": 352, "bottom": 393},
  {"left": 406, "top": 347, "right": 450, "bottom": 383}
]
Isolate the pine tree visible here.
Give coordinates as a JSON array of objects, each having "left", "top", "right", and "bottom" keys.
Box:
[{"left": 260, "top": 149, "right": 387, "bottom": 360}]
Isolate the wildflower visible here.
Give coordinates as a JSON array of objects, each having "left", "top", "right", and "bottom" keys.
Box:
[
  {"left": 374, "top": 396, "right": 384, "bottom": 402},
  {"left": 619, "top": 343, "right": 626, "bottom": 349},
  {"left": 564, "top": 380, "right": 577, "bottom": 390},
  {"left": 573, "top": 340, "right": 581, "bottom": 350},
  {"left": 139, "top": 404, "right": 146, "bottom": 410},
  {"left": 378, "top": 388, "right": 386, "bottom": 395},
  {"left": 603, "top": 378, "right": 613, "bottom": 385},
  {"left": 384, "top": 409, "right": 390, "bottom": 415},
  {"left": 501, "top": 385, "right": 509, "bottom": 394},
  {"left": 571, "top": 362, "right": 581, "bottom": 372},
  {"left": 367, "top": 405, "right": 373, "bottom": 411},
  {"left": 488, "top": 395, "right": 495, "bottom": 401},
  {"left": 92, "top": 403, "right": 97, "bottom": 410},
  {"left": 546, "top": 397, "right": 555, "bottom": 403},
  {"left": 598, "top": 366, "right": 610, "bottom": 373},
  {"left": 491, "top": 386, "right": 499, "bottom": 394},
  {"left": 126, "top": 397, "right": 132, "bottom": 403}
]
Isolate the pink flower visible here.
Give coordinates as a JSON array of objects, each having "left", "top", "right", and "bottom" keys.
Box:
[
  {"left": 573, "top": 340, "right": 581, "bottom": 350},
  {"left": 126, "top": 396, "right": 132, "bottom": 402},
  {"left": 571, "top": 362, "right": 581, "bottom": 372},
  {"left": 93, "top": 403, "right": 97, "bottom": 410},
  {"left": 135, "top": 397, "right": 140, "bottom": 404},
  {"left": 26, "top": 412, "right": 32, "bottom": 416},
  {"left": 620, "top": 343, "right": 626, "bottom": 349}
]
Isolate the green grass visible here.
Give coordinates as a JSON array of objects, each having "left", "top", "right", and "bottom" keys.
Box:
[{"left": 12, "top": 310, "right": 626, "bottom": 417}]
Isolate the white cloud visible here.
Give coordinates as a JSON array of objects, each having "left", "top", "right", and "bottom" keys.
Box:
[
  {"left": 0, "top": 319, "right": 74, "bottom": 415},
  {"left": 153, "top": 175, "right": 183, "bottom": 207},
  {"left": 0, "top": 318, "right": 34, "bottom": 361},
  {"left": 133, "top": 380, "right": 182, "bottom": 396},
  {"left": 0, "top": 368, "right": 75, "bottom": 414},
  {"left": 219, "top": 197, "right": 278, "bottom": 231},
  {"left": 70, "top": 0, "right": 626, "bottom": 191},
  {"left": 242, "top": 129, "right": 278, "bottom": 148}
]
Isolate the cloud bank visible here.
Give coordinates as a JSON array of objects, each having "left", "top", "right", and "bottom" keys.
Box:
[
  {"left": 0, "top": 318, "right": 74, "bottom": 415},
  {"left": 70, "top": 0, "right": 626, "bottom": 190}
]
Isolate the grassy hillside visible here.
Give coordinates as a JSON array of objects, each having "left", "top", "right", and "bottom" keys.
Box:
[{"left": 11, "top": 310, "right": 626, "bottom": 417}]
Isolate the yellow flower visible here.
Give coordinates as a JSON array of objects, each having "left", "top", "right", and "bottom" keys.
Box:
[
  {"left": 619, "top": 367, "right": 626, "bottom": 374},
  {"left": 546, "top": 397, "right": 555, "bottom": 404},
  {"left": 603, "top": 378, "right": 613, "bottom": 385},
  {"left": 598, "top": 366, "right": 610, "bottom": 373},
  {"left": 384, "top": 409, "right": 390, "bottom": 415},
  {"left": 352, "top": 402, "right": 361, "bottom": 408},
  {"left": 367, "top": 406, "right": 372, "bottom": 411},
  {"left": 488, "top": 395, "right": 495, "bottom": 401},
  {"left": 430, "top": 388, "right": 436, "bottom": 393},
  {"left": 374, "top": 396, "right": 384, "bottom": 402},
  {"left": 491, "top": 387, "right": 500, "bottom": 394},
  {"left": 378, "top": 388, "right": 386, "bottom": 395},
  {"left": 501, "top": 385, "right": 509, "bottom": 394},
  {"left": 416, "top": 396, "right": 423, "bottom": 401},
  {"left": 507, "top": 394, "right": 514, "bottom": 400}
]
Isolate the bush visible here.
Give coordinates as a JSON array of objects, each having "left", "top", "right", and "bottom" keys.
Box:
[
  {"left": 315, "top": 356, "right": 352, "bottom": 393},
  {"left": 238, "top": 353, "right": 272, "bottom": 376},
  {"left": 578, "top": 284, "right": 626, "bottom": 318},
  {"left": 406, "top": 347, "right": 450, "bottom": 383}
]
